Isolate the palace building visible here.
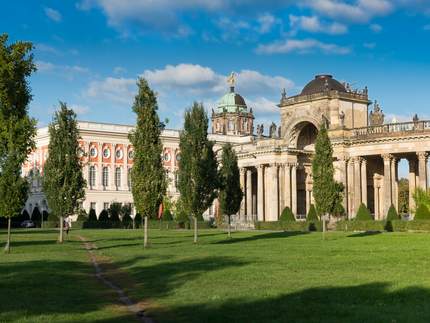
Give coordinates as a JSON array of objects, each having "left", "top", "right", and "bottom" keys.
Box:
[{"left": 23, "top": 74, "right": 430, "bottom": 221}]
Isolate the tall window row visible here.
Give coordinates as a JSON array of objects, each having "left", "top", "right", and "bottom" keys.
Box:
[{"left": 88, "top": 166, "right": 132, "bottom": 190}]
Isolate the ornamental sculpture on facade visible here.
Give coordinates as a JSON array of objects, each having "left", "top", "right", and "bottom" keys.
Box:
[
  {"left": 269, "top": 122, "right": 277, "bottom": 138},
  {"left": 369, "top": 100, "right": 384, "bottom": 126},
  {"left": 257, "top": 124, "right": 264, "bottom": 139},
  {"left": 227, "top": 71, "right": 235, "bottom": 85}
]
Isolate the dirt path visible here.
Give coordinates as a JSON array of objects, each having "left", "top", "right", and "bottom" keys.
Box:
[{"left": 75, "top": 235, "right": 154, "bottom": 323}]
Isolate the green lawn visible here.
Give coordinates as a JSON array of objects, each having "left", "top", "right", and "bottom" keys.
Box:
[{"left": 2, "top": 229, "right": 430, "bottom": 322}]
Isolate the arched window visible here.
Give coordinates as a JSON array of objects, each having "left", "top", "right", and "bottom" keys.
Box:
[
  {"left": 102, "top": 167, "right": 109, "bottom": 188},
  {"left": 89, "top": 166, "right": 96, "bottom": 187},
  {"left": 128, "top": 168, "right": 132, "bottom": 190},
  {"left": 228, "top": 120, "right": 234, "bottom": 131},
  {"left": 115, "top": 168, "right": 121, "bottom": 187}
]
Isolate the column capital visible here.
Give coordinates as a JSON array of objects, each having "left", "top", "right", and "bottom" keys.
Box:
[
  {"left": 339, "top": 156, "right": 349, "bottom": 164},
  {"left": 269, "top": 163, "right": 279, "bottom": 170},
  {"left": 417, "top": 151, "right": 428, "bottom": 161},
  {"left": 257, "top": 164, "right": 265, "bottom": 172},
  {"left": 246, "top": 169, "right": 252, "bottom": 175},
  {"left": 284, "top": 163, "right": 291, "bottom": 170},
  {"left": 240, "top": 167, "right": 246, "bottom": 175},
  {"left": 291, "top": 163, "right": 299, "bottom": 169},
  {"left": 361, "top": 158, "right": 367, "bottom": 165},
  {"left": 353, "top": 157, "right": 363, "bottom": 164},
  {"left": 381, "top": 153, "right": 393, "bottom": 163}
]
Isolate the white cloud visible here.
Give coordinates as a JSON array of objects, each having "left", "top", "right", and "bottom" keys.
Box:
[
  {"left": 363, "top": 42, "right": 377, "bottom": 49},
  {"left": 70, "top": 49, "right": 79, "bottom": 55},
  {"left": 69, "top": 104, "right": 91, "bottom": 115},
  {"left": 79, "top": 77, "right": 136, "bottom": 105},
  {"left": 36, "top": 61, "right": 55, "bottom": 72},
  {"left": 113, "top": 66, "right": 127, "bottom": 74},
  {"left": 424, "top": 25, "right": 430, "bottom": 30},
  {"left": 256, "top": 13, "right": 281, "bottom": 34},
  {"left": 36, "top": 44, "right": 62, "bottom": 56},
  {"left": 44, "top": 7, "right": 62, "bottom": 22},
  {"left": 37, "top": 121, "right": 48, "bottom": 129},
  {"left": 35, "top": 61, "right": 89, "bottom": 80},
  {"left": 255, "top": 38, "right": 351, "bottom": 55},
  {"left": 370, "top": 23, "right": 382, "bottom": 33},
  {"left": 289, "top": 15, "right": 347, "bottom": 35}
]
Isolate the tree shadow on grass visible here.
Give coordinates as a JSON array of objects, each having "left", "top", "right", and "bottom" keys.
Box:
[
  {"left": 347, "top": 231, "right": 382, "bottom": 238},
  {"left": 213, "top": 231, "right": 311, "bottom": 245},
  {"left": 165, "top": 282, "right": 430, "bottom": 323}
]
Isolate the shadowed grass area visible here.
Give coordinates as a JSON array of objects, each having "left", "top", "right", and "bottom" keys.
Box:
[
  {"left": 0, "top": 229, "right": 141, "bottom": 322},
  {"left": 73, "top": 229, "right": 430, "bottom": 323}
]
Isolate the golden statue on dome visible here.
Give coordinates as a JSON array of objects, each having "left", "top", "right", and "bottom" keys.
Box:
[{"left": 227, "top": 71, "right": 235, "bottom": 85}]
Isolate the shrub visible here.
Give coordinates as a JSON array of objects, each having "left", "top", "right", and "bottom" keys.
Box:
[
  {"left": 47, "top": 211, "right": 59, "bottom": 222},
  {"left": 196, "top": 213, "right": 204, "bottom": 221},
  {"left": 332, "top": 202, "right": 346, "bottom": 220},
  {"left": 355, "top": 203, "right": 372, "bottom": 221},
  {"left": 20, "top": 210, "right": 30, "bottom": 221},
  {"left": 98, "top": 210, "right": 109, "bottom": 221},
  {"left": 162, "top": 210, "right": 173, "bottom": 221},
  {"left": 414, "top": 203, "right": 430, "bottom": 220},
  {"left": 134, "top": 213, "right": 142, "bottom": 222},
  {"left": 76, "top": 209, "right": 88, "bottom": 222},
  {"left": 122, "top": 213, "right": 132, "bottom": 222},
  {"left": 176, "top": 211, "right": 190, "bottom": 222},
  {"left": 109, "top": 209, "right": 120, "bottom": 221},
  {"left": 88, "top": 209, "right": 97, "bottom": 221},
  {"left": 386, "top": 204, "right": 399, "bottom": 221},
  {"left": 31, "top": 207, "right": 41, "bottom": 221},
  {"left": 306, "top": 204, "right": 318, "bottom": 221},
  {"left": 42, "top": 210, "right": 49, "bottom": 221},
  {"left": 280, "top": 206, "right": 295, "bottom": 221}
]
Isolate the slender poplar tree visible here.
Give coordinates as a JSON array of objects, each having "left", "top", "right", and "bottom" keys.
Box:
[
  {"left": 177, "top": 102, "right": 219, "bottom": 243},
  {"left": 128, "top": 77, "right": 167, "bottom": 248},
  {"left": 311, "top": 122, "right": 336, "bottom": 218},
  {"left": 219, "top": 142, "right": 243, "bottom": 238},
  {"left": 0, "top": 34, "right": 37, "bottom": 253},
  {"left": 42, "top": 102, "right": 86, "bottom": 242}
]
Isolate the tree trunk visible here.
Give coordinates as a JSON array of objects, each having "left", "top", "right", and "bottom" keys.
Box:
[
  {"left": 194, "top": 217, "right": 198, "bottom": 244},
  {"left": 60, "top": 216, "right": 64, "bottom": 243},
  {"left": 228, "top": 215, "right": 231, "bottom": 239},
  {"left": 5, "top": 218, "right": 11, "bottom": 253},
  {"left": 144, "top": 216, "right": 148, "bottom": 248}
]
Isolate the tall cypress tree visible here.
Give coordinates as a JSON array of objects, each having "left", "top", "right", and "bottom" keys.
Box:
[
  {"left": 177, "top": 102, "right": 219, "bottom": 243},
  {"left": 0, "top": 34, "right": 37, "bottom": 253},
  {"left": 42, "top": 102, "right": 86, "bottom": 243},
  {"left": 219, "top": 142, "right": 243, "bottom": 238},
  {"left": 311, "top": 122, "right": 336, "bottom": 218},
  {"left": 128, "top": 77, "right": 167, "bottom": 248}
]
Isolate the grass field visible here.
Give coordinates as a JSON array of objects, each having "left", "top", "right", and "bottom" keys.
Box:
[{"left": 2, "top": 229, "right": 430, "bottom": 322}]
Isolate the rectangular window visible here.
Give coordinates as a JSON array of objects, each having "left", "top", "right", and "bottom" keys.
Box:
[
  {"left": 91, "top": 203, "right": 96, "bottom": 210},
  {"left": 104, "top": 203, "right": 109, "bottom": 210},
  {"left": 29, "top": 204, "right": 32, "bottom": 214},
  {"left": 228, "top": 120, "right": 234, "bottom": 131},
  {"left": 216, "top": 122, "right": 220, "bottom": 131},
  {"left": 243, "top": 121, "right": 247, "bottom": 131},
  {"left": 165, "top": 169, "right": 169, "bottom": 181}
]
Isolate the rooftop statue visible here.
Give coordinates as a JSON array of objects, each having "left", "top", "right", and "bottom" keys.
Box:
[
  {"left": 257, "top": 124, "right": 264, "bottom": 139},
  {"left": 269, "top": 122, "right": 277, "bottom": 138},
  {"left": 369, "top": 100, "right": 384, "bottom": 126},
  {"left": 227, "top": 71, "right": 235, "bottom": 86}
]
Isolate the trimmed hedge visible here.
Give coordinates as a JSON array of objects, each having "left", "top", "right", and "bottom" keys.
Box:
[
  {"left": 88, "top": 209, "right": 97, "bottom": 221},
  {"left": 386, "top": 204, "right": 399, "bottom": 221},
  {"left": 0, "top": 221, "right": 22, "bottom": 228},
  {"left": 254, "top": 221, "right": 323, "bottom": 231},
  {"left": 99, "top": 210, "right": 109, "bottom": 221},
  {"left": 307, "top": 204, "right": 318, "bottom": 221},
  {"left": 280, "top": 206, "right": 295, "bottom": 221},
  {"left": 414, "top": 204, "right": 430, "bottom": 220},
  {"left": 162, "top": 210, "right": 173, "bottom": 221},
  {"left": 355, "top": 203, "right": 372, "bottom": 221},
  {"left": 336, "top": 220, "right": 430, "bottom": 232},
  {"left": 78, "top": 220, "right": 212, "bottom": 230},
  {"left": 176, "top": 211, "right": 190, "bottom": 222}
]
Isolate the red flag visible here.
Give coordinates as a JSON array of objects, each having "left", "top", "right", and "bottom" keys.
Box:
[
  {"left": 158, "top": 203, "right": 163, "bottom": 219},
  {"left": 216, "top": 199, "right": 219, "bottom": 218}
]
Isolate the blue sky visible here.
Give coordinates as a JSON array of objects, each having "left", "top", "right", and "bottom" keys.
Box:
[{"left": 3, "top": 0, "right": 430, "bottom": 138}]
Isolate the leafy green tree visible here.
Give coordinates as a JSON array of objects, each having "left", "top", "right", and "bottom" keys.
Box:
[
  {"left": 122, "top": 213, "right": 133, "bottom": 222},
  {"left": 176, "top": 211, "right": 189, "bottom": 222},
  {"left": 0, "top": 34, "right": 37, "bottom": 253},
  {"left": 177, "top": 102, "right": 219, "bottom": 243},
  {"left": 280, "top": 206, "right": 295, "bottom": 221},
  {"left": 128, "top": 77, "right": 167, "bottom": 248},
  {"left": 41, "top": 102, "right": 86, "bottom": 242},
  {"left": 42, "top": 210, "right": 49, "bottom": 221},
  {"left": 306, "top": 204, "right": 318, "bottom": 221},
  {"left": 311, "top": 122, "right": 337, "bottom": 219},
  {"left": 411, "top": 187, "right": 430, "bottom": 214},
  {"left": 386, "top": 204, "right": 399, "bottom": 221},
  {"left": 109, "top": 209, "right": 120, "bottom": 221},
  {"left": 332, "top": 202, "right": 346, "bottom": 220},
  {"left": 134, "top": 213, "right": 142, "bottom": 228},
  {"left": 162, "top": 209, "right": 173, "bottom": 221},
  {"left": 47, "top": 211, "right": 58, "bottom": 222},
  {"left": 219, "top": 142, "right": 243, "bottom": 238},
  {"left": 414, "top": 203, "right": 430, "bottom": 220},
  {"left": 88, "top": 208, "right": 97, "bottom": 221},
  {"left": 355, "top": 203, "right": 372, "bottom": 221},
  {"left": 398, "top": 178, "right": 409, "bottom": 214},
  {"left": 98, "top": 210, "right": 109, "bottom": 221},
  {"left": 76, "top": 208, "right": 88, "bottom": 222}
]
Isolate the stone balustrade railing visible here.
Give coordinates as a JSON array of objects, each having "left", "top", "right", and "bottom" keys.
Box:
[{"left": 352, "top": 120, "right": 430, "bottom": 138}]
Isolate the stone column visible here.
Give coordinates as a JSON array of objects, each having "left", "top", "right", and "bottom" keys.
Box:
[
  {"left": 408, "top": 158, "right": 417, "bottom": 212},
  {"left": 339, "top": 158, "right": 348, "bottom": 212},
  {"left": 122, "top": 144, "right": 128, "bottom": 191},
  {"left": 347, "top": 158, "right": 354, "bottom": 217},
  {"left": 265, "top": 166, "right": 270, "bottom": 217},
  {"left": 246, "top": 170, "right": 252, "bottom": 215},
  {"left": 98, "top": 142, "right": 102, "bottom": 190},
  {"left": 239, "top": 168, "right": 246, "bottom": 215},
  {"left": 354, "top": 157, "right": 362, "bottom": 216},
  {"left": 417, "top": 152, "right": 428, "bottom": 190},
  {"left": 110, "top": 143, "right": 116, "bottom": 190},
  {"left": 382, "top": 154, "right": 392, "bottom": 216},
  {"left": 279, "top": 166, "right": 284, "bottom": 212},
  {"left": 390, "top": 157, "right": 397, "bottom": 211},
  {"left": 361, "top": 158, "right": 367, "bottom": 205},
  {"left": 257, "top": 165, "right": 264, "bottom": 221},
  {"left": 373, "top": 175, "right": 379, "bottom": 220},
  {"left": 284, "top": 163, "right": 291, "bottom": 209},
  {"left": 271, "top": 164, "right": 279, "bottom": 221},
  {"left": 291, "top": 163, "right": 298, "bottom": 215}
]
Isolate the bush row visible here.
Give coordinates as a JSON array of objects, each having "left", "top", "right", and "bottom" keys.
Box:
[
  {"left": 80, "top": 220, "right": 212, "bottom": 230},
  {"left": 336, "top": 220, "right": 430, "bottom": 232},
  {"left": 254, "top": 221, "right": 323, "bottom": 231}
]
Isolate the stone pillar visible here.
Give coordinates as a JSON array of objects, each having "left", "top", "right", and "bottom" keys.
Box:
[
  {"left": 373, "top": 175, "right": 379, "bottom": 220},
  {"left": 279, "top": 166, "right": 284, "bottom": 212},
  {"left": 284, "top": 163, "right": 291, "bottom": 209},
  {"left": 354, "top": 157, "right": 362, "bottom": 215},
  {"left": 98, "top": 142, "right": 102, "bottom": 190},
  {"left": 361, "top": 158, "right": 367, "bottom": 206},
  {"left": 339, "top": 158, "right": 348, "bottom": 212},
  {"left": 122, "top": 144, "right": 128, "bottom": 191},
  {"left": 382, "top": 154, "right": 392, "bottom": 217},
  {"left": 417, "top": 152, "right": 428, "bottom": 190},
  {"left": 84, "top": 141, "right": 90, "bottom": 185},
  {"left": 110, "top": 143, "right": 116, "bottom": 190},
  {"left": 257, "top": 165, "right": 264, "bottom": 221},
  {"left": 408, "top": 158, "right": 417, "bottom": 212},
  {"left": 347, "top": 158, "right": 354, "bottom": 217},
  {"left": 291, "top": 163, "right": 298, "bottom": 215},
  {"left": 246, "top": 170, "right": 252, "bottom": 215},
  {"left": 239, "top": 167, "right": 246, "bottom": 215},
  {"left": 265, "top": 166, "right": 271, "bottom": 217},
  {"left": 390, "top": 156, "right": 397, "bottom": 211},
  {"left": 271, "top": 164, "right": 279, "bottom": 221}
]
